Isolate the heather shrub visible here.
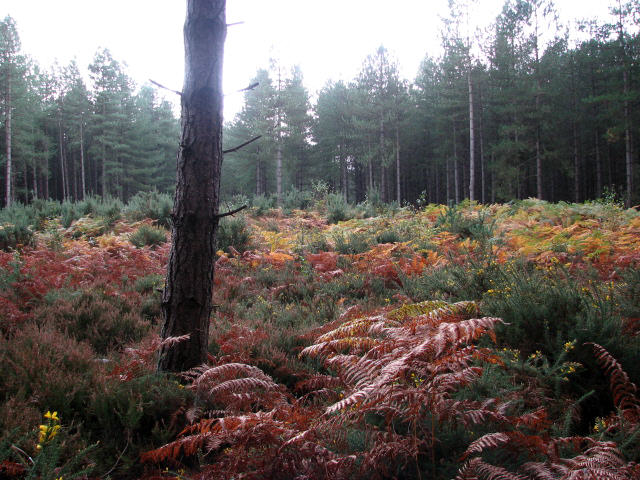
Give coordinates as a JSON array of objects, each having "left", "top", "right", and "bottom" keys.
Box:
[
  {"left": 216, "top": 214, "right": 251, "bottom": 253},
  {"left": 0, "top": 324, "right": 99, "bottom": 425},
  {"left": 134, "top": 273, "right": 164, "bottom": 294},
  {"left": 33, "top": 288, "right": 151, "bottom": 354},
  {"left": 129, "top": 224, "right": 167, "bottom": 249},
  {"left": 135, "top": 274, "right": 164, "bottom": 322},
  {"left": 87, "top": 374, "right": 193, "bottom": 476}
]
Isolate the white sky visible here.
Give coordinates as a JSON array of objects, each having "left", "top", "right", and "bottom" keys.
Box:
[{"left": 2, "top": 0, "right": 615, "bottom": 119}]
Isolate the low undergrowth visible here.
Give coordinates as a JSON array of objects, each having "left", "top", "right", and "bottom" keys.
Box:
[{"left": 0, "top": 198, "right": 639, "bottom": 479}]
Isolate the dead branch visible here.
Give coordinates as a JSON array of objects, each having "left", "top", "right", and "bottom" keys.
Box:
[
  {"left": 215, "top": 205, "right": 248, "bottom": 219},
  {"left": 223, "top": 135, "right": 261, "bottom": 154},
  {"left": 149, "top": 79, "right": 182, "bottom": 96}
]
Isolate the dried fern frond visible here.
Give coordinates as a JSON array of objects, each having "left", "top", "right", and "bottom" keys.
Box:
[
  {"left": 587, "top": 342, "right": 640, "bottom": 421},
  {"left": 456, "top": 457, "right": 528, "bottom": 480}
]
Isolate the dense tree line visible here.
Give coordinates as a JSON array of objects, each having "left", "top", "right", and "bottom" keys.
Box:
[
  {"left": 3, "top": 0, "right": 640, "bottom": 210},
  {"left": 0, "top": 16, "right": 179, "bottom": 207},
  {"left": 223, "top": 0, "right": 640, "bottom": 208}
]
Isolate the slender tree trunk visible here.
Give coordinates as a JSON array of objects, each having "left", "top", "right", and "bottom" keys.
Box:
[
  {"left": 256, "top": 156, "right": 261, "bottom": 196},
  {"left": 4, "top": 74, "right": 12, "bottom": 207},
  {"left": 22, "top": 159, "right": 28, "bottom": 203},
  {"left": 101, "top": 101, "right": 107, "bottom": 197},
  {"left": 446, "top": 158, "right": 451, "bottom": 205},
  {"left": 158, "top": 0, "right": 227, "bottom": 373},
  {"left": 80, "top": 116, "right": 86, "bottom": 200},
  {"left": 340, "top": 144, "right": 348, "bottom": 203},
  {"left": 595, "top": 131, "right": 602, "bottom": 198},
  {"left": 395, "top": 125, "right": 401, "bottom": 204},
  {"left": 58, "top": 119, "right": 67, "bottom": 201},
  {"left": 379, "top": 112, "right": 385, "bottom": 202},
  {"left": 623, "top": 69, "right": 633, "bottom": 207},
  {"left": 32, "top": 156, "right": 38, "bottom": 200},
  {"left": 275, "top": 66, "right": 283, "bottom": 206},
  {"left": 276, "top": 141, "right": 282, "bottom": 206},
  {"left": 573, "top": 122, "right": 580, "bottom": 203},
  {"left": 479, "top": 99, "right": 486, "bottom": 204},
  {"left": 468, "top": 69, "right": 475, "bottom": 202},
  {"left": 453, "top": 121, "right": 459, "bottom": 204},
  {"left": 381, "top": 163, "right": 387, "bottom": 202},
  {"left": 490, "top": 153, "right": 495, "bottom": 203},
  {"left": 536, "top": 128, "right": 542, "bottom": 199}
]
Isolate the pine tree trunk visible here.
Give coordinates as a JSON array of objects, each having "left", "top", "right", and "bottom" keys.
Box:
[
  {"left": 158, "top": 0, "right": 226, "bottom": 373},
  {"left": 479, "top": 97, "right": 486, "bottom": 204},
  {"left": 395, "top": 125, "right": 400, "bottom": 204},
  {"left": 595, "top": 131, "right": 602, "bottom": 198},
  {"left": 4, "top": 74, "right": 12, "bottom": 207},
  {"left": 573, "top": 122, "right": 580, "bottom": 203},
  {"left": 379, "top": 113, "right": 385, "bottom": 202},
  {"left": 80, "top": 116, "right": 86, "bottom": 200},
  {"left": 32, "top": 156, "right": 38, "bottom": 200},
  {"left": 58, "top": 119, "right": 67, "bottom": 201},
  {"left": 276, "top": 141, "right": 282, "bottom": 205},
  {"left": 256, "top": 156, "right": 261, "bottom": 196},
  {"left": 340, "top": 144, "right": 347, "bottom": 202},
  {"left": 453, "top": 122, "right": 459, "bottom": 204},
  {"left": 623, "top": 69, "right": 633, "bottom": 208},
  {"left": 446, "top": 158, "right": 451, "bottom": 205},
  {"left": 468, "top": 69, "right": 475, "bottom": 202}
]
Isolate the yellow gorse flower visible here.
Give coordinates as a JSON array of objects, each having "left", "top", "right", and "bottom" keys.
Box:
[
  {"left": 37, "top": 410, "right": 61, "bottom": 451},
  {"left": 44, "top": 410, "right": 59, "bottom": 422}
]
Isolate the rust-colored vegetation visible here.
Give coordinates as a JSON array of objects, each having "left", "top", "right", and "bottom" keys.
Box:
[{"left": 1, "top": 198, "right": 639, "bottom": 479}]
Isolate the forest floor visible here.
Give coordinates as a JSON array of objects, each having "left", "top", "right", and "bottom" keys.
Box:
[{"left": 1, "top": 198, "right": 640, "bottom": 479}]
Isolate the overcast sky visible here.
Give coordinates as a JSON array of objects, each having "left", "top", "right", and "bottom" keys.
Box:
[{"left": 2, "top": 1, "right": 616, "bottom": 118}]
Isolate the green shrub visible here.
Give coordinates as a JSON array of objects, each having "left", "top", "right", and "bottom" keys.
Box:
[
  {"left": 283, "top": 188, "right": 313, "bottom": 211},
  {"left": 125, "top": 190, "right": 173, "bottom": 228},
  {"left": 296, "top": 232, "right": 330, "bottom": 254},
  {"left": 0, "top": 222, "right": 33, "bottom": 251},
  {"left": 61, "top": 201, "right": 81, "bottom": 228},
  {"left": 87, "top": 375, "right": 192, "bottom": 476},
  {"left": 129, "top": 224, "right": 167, "bottom": 249},
  {"left": 376, "top": 229, "right": 401, "bottom": 244},
  {"left": 332, "top": 231, "right": 372, "bottom": 254},
  {"left": 252, "top": 194, "right": 275, "bottom": 216},
  {"left": 326, "top": 193, "right": 351, "bottom": 224},
  {"left": 134, "top": 274, "right": 164, "bottom": 294},
  {"left": 216, "top": 215, "right": 251, "bottom": 253}
]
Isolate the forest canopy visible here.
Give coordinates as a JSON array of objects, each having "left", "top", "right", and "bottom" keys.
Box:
[{"left": 1, "top": 0, "right": 639, "bottom": 208}]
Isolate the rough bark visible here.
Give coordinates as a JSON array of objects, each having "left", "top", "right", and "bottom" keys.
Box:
[
  {"left": 595, "top": 131, "right": 602, "bottom": 198},
  {"left": 58, "top": 118, "right": 67, "bottom": 201},
  {"left": 468, "top": 69, "right": 475, "bottom": 202},
  {"left": 158, "top": 0, "right": 226, "bottom": 373},
  {"left": 4, "top": 73, "right": 11, "bottom": 207},
  {"left": 573, "top": 122, "right": 580, "bottom": 203},
  {"left": 623, "top": 69, "right": 633, "bottom": 208},
  {"left": 80, "top": 115, "right": 86, "bottom": 200},
  {"left": 276, "top": 141, "right": 282, "bottom": 205},
  {"left": 453, "top": 121, "right": 459, "bottom": 204},
  {"left": 379, "top": 112, "right": 385, "bottom": 202},
  {"left": 395, "top": 125, "right": 400, "bottom": 204}
]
